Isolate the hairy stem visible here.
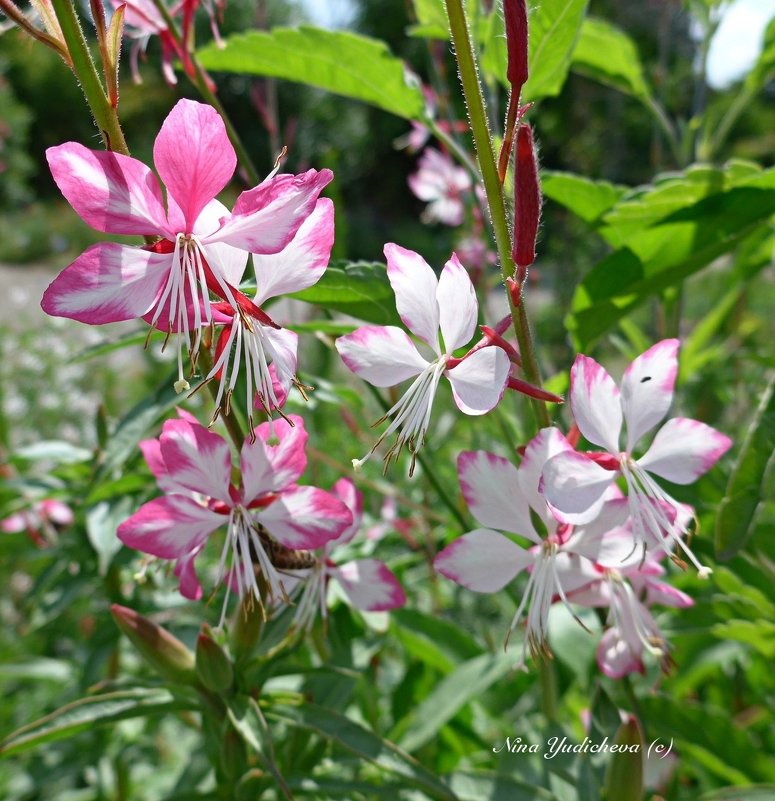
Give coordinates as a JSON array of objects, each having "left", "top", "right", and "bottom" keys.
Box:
[
  {"left": 49, "top": 0, "right": 129, "bottom": 154},
  {"left": 444, "top": 0, "right": 549, "bottom": 430}
]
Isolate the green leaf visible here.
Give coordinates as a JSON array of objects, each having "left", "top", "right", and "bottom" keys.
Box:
[
  {"left": 0, "top": 659, "right": 73, "bottom": 683},
  {"left": 85, "top": 497, "right": 133, "bottom": 575},
  {"left": 711, "top": 619, "right": 775, "bottom": 658},
  {"left": 0, "top": 688, "right": 185, "bottom": 756},
  {"left": 637, "top": 695, "right": 775, "bottom": 783},
  {"left": 197, "top": 27, "right": 425, "bottom": 120},
  {"left": 567, "top": 166, "right": 775, "bottom": 348},
  {"left": 523, "top": 0, "right": 589, "bottom": 101},
  {"left": 571, "top": 17, "right": 651, "bottom": 99},
  {"left": 289, "top": 261, "right": 402, "bottom": 326},
  {"left": 94, "top": 371, "right": 180, "bottom": 481},
  {"left": 395, "top": 652, "right": 514, "bottom": 752},
  {"left": 12, "top": 440, "right": 92, "bottom": 464},
  {"left": 541, "top": 171, "right": 628, "bottom": 225},
  {"left": 701, "top": 786, "right": 775, "bottom": 801},
  {"left": 71, "top": 328, "right": 151, "bottom": 363},
  {"left": 446, "top": 771, "right": 556, "bottom": 801},
  {"left": 716, "top": 374, "right": 775, "bottom": 560},
  {"left": 408, "top": 0, "right": 450, "bottom": 39},
  {"left": 267, "top": 703, "right": 458, "bottom": 800}
]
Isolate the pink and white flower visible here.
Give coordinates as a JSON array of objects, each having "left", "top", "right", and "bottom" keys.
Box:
[
  {"left": 540, "top": 340, "right": 732, "bottom": 576},
  {"left": 434, "top": 428, "right": 633, "bottom": 665},
  {"left": 118, "top": 412, "right": 351, "bottom": 614},
  {"left": 291, "top": 478, "right": 406, "bottom": 629},
  {"left": 205, "top": 198, "right": 335, "bottom": 425},
  {"left": 42, "top": 99, "right": 331, "bottom": 393},
  {"left": 408, "top": 148, "right": 471, "bottom": 227},
  {"left": 1, "top": 498, "right": 74, "bottom": 546},
  {"left": 336, "top": 244, "right": 510, "bottom": 474}
]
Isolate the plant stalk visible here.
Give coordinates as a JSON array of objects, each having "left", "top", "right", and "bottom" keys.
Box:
[{"left": 444, "top": 0, "right": 549, "bottom": 430}]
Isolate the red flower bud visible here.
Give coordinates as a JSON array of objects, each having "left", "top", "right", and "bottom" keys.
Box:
[
  {"left": 512, "top": 123, "right": 541, "bottom": 269},
  {"left": 504, "top": 0, "right": 529, "bottom": 96}
]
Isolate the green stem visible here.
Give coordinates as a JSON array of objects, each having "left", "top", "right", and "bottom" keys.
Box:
[
  {"left": 538, "top": 659, "right": 558, "bottom": 721},
  {"left": 149, "top": 0, "right": 261, "bottom": 185},
  {"left": 49, "top": 0, "right": 129, "bottom": 154},
  {"left": 444, "top": 0, "right": 549, "bottom": 431},
  {"left": 643, "top": 95, "right": 682, "bottom": 167}
]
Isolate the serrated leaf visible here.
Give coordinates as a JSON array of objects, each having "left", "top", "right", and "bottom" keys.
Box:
[
  {"left": 197, "top": 27, "right": 425, "bottom": 120},
  {"left": 395, "top": 652, "right": 513, "bottom": 753},
  {"left": 267, "top": 703, "right": 458, "bottom": 800},
  {"left": 571, "top": 17, "right": 650, "bottom": 99},
  {"left": 567, "top": 167, "right": 775, "bottom": 348},
  {"left": 289, "top": 261, "right": 402, "bottom": 326},
  {"left": 716, "top": 374, "right": 775, "bottom": 560},
  {"left": 0, "top": 688, "right": 185, "bottom": 757},
  {"left": 523, "top": 0, "right": 589, "bottom": 101},
  {"left": 541, "top": 171, "right": 628, "bottom": 225}
]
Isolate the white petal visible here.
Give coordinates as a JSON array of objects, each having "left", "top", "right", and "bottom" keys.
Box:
[
  {"left": 517, "top": 427, "right": 574, "bottom": 521},
  {"left": 570, "top": 354, "right": 622, "bottom": 453},
  {"left": 332, "top": 559, "right": 405, "bottom": 611},
  {"left": 384, "top": 243, "right": 440, "bottom": 353},
  {"left": 621, "top": 339, "right": 679, "bottom": 451},
  {"left": 637, "top": 417, "right": 732, "bottom": 484},
  {"left": 434, "top": 528, "right": 534, "bottom": 592},
  {"left": 541, "top": 450, "right": 616, "bottom": 525},
  {"left": 446, "top": 347, "right": 510, "bottom": 415},
  {"left": 458, "top": 450, "right": 539, "bottom": 540},
  {"left": 336, "top": 325, "right": 428, "bottom": 387},
  {"left": 436, "top": 253, "right": 477, "bottom": 353}
]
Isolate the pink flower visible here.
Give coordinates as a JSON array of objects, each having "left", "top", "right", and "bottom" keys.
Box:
[
  {"left": 42, "top": 99, "right": 332, "bottom": 394},
  {"left": 540, "top": 340, "right": 732, "bottom": 576},
  {"left": 1, "top": 498, "right": 74, "bottom": 546},
  {"left": 117, "top": 412, "right": 352, "bottom": 612},
  {"left": 205, "top": 198, "right": 335, "bottom": 424},
  {"left": 336, "top": 244, "right": 510, "bottom": 474},
  {"left": 291, "top": 478, "right": 406, "bottom": 629},
  {"left": 434, "top": 428, "right": 634, "bottom": 666},
  {"left": 408, "top": 148, "right": 471, "bottom": 227}
]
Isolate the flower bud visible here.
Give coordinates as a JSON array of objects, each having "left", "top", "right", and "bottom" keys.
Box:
[
  {"left": 111, "top": 604, "right": 196, "bottom": 685},
  {"left": 504, "top": 0, "right": 529, "bottom": 96},
  {"left": 196, "top": 625, "right": 234, "bottom": 694},
  {"left": 603, "top": 715, "right": 644, "bottom": 801},
  {"left": 512, "top": 123, "right": 541, "bottom": 271}
]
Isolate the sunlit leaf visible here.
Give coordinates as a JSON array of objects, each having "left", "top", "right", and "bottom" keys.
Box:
[{"left": 197, "top": 27, "right": 425, "bottom": 120}]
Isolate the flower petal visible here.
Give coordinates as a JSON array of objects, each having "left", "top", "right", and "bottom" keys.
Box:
[
  {"left": 159, "top": 418, "right": 233, "bottom": 503},
  {"left": 446, "top": 346, "right": 510, "bottom": 415},
  {"left": 153, "top": 99, "right": 236, "bottom": 231},
  {"left": 540, "top": 450, "right": 615, "bottom": 524},
  {"left": 117, "top": 495, "right": 222, "bottom": 558},
  {"left": 564, "top": 498, "right": 633, "bottom": 566},
  {"left": 174, "top": 546, "right": 204, "bottom": 600},
  {"left": 262, "top": 327, "right": 299, "bottom": 393},
  {"left": 333, "top": 559, "right": 406, "bottom": 611},
  {"left": 436, "top": 253, "right": 477, "bottom": 353},
  {"left": 336, "top": 325, "right": 428, "bottom": 387},
  {"left": 517, "top": 427, "right": 574, "bottom": 520},
  {"left": 384, "top": 242, "right": 440, "bottom": 353},
  {"left": 253, "top": 198, "right": 335, "bottom": 304},
  {"left": 458, "top": 451, "right": 538, "bottom": 540},
  {"left": 330, "top": 477, "right": 364, "bottom": 547},
  {"left": 41, "top": 243, "right": 170, "bottom": 324},
  {"left": 46, "top": 143, "right": 169, "bottom": 236},
  {"left": 258, "top": 486, "right": 352, "bottom": 549},
  {"left": 208, "top": 169, "right": 333, "bottom": 253},
  {"left": 596, "top": 628, "right": 643, "bottom": 679},
  {"left": 637, "top": 417, "right": 732, "bottom": 484},
  {"left": 434, "top": 528, "right": 533, "bottom": 592},
  {"left": 242, "top": 415, "right": 308, "bottom": 500},
  {"left": 570, "top": 354, "right": 622, "bottom": 453},
  {"left": 621, "top": 339, "right": 680, "bottom": 451}
]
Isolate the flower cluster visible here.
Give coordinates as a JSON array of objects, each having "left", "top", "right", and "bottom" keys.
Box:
[
  {"left": 435, "top": 341, "right": 731, "bottom": 674},
  {"left": 42, "top": 99, "right": 333, "bottom": 430}
]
